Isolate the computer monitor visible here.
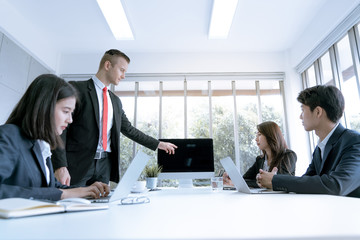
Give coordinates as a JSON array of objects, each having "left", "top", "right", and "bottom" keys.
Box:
[{"left": 157, "top": 138, "right": 215, "bottom": 188}]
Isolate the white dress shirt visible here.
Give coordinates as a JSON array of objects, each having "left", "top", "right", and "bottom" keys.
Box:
[
  {"left": 37, "top": 140, "right": 51, "bottom": 185},
  {"left": 317, "top": 122, "right": 339, "bottom": 160},
  {"left": 263, "top": 154, "right": 270, "bottom": 171},
  {"left": 92, "top": 76, "right": 114, "bottom": 152}
]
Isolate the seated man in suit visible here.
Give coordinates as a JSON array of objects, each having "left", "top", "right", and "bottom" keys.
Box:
[{"left": 257, "top": 85, "right": 360, "bottom": 198}]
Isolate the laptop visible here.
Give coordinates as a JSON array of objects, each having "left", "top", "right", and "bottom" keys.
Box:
[
  {"left": 220, "top": 157, "right": 284, "bottom": 194},
  {"left": 91, "top": 151, "right": 151, "bottom": 203}
]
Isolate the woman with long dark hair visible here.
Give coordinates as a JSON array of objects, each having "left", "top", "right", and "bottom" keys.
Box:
[
  {"left": 0, "top": 74, "right": 109, "bottom": 200},
  {"left": 224, "top": 121, "right": 297, "bottom": 188}
]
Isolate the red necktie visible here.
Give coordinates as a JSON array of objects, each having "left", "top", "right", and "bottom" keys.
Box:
[{"left": 102, "top": 87, "right": 108, "bottom": 151}]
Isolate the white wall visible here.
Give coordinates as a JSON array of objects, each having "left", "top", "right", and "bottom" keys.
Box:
[
  {"left": 59, "top": 51, "right": 287, "bottom": 74},
  {"left": 0, "top": 0, "right": 58, "bottom": 72},
  {"left": 0, "top": 31, "right": 51, "bottom": 124},
  {"left": 289, "top": 0, "right": 360, "bottom": 68},
  {"left": 283, "top": 52, "right": 311, "bottom": 175}
]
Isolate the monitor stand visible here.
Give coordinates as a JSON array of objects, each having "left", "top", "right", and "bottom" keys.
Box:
[{"left": 178, "top": 179, "right": 193, "bottom": 188}]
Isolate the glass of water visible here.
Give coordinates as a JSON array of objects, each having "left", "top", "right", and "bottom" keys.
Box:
[{"left": 211, "top": 177, "right": 223, "bottom": 191}]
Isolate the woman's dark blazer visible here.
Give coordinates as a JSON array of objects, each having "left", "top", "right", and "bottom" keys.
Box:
[
  {"left": 243, "top": 149, "right": 297, "bottom": 188},
  {"left": 0, "top": 124, "right": 63, "bottom": 200}
]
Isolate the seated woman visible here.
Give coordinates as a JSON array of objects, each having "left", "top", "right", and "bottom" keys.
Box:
[
  {"left": 224, "top": 121, "right": 297, "bottom": 188},
  {"left": 0, "top": 74, "right": 109, "bottom": 200}
]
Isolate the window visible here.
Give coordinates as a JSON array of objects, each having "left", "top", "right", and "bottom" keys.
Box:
[
  {"left": 319, "top": 52, "right": 335, "bottom": 86},
  {"left": 114, "top": 75, "right": 288, "bottom": 184},
  {"left": 210, "top": 80, "right": 235, "bottom": 174},
  {"left": 336, "top": 35, "right": 360, "bottom": 132},
  {"left": 306, "top": 65, "right": 317, "bottom": 87},
  {"left": 115, "top": 81, "right": 136, "bottom": 177},
  {"left": 187, "top": 80, "right": 210, "bottom": 138},
  {"left": 234, "top": 80, "right": 258, "bottom": 174},
  {"left": 136, "top": 81, "right": 159, "bottom": 161},
  {"left": 259, "top": 81, "right": 284, "bottom": 131},
  {"left": 162, "top": 81, "right": 184, "bottom": 138},
  {"left": 300, "top": 23, "right": 360, "bottom": 152}
]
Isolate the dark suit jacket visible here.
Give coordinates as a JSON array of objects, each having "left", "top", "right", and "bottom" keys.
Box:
[
  {"left": 243, "top": 149, "right": 297, "bottom": 188},
  {"left": 52, "top": 79, "right": 159, "bottom": 185},
  {"left": 0, "top": 124, "right": 63, "bottom": 200},
  {"left": 273, "top": 124, "right": 360, "bottom": 197}
]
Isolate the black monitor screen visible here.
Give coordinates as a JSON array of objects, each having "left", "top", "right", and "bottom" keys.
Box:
[{"left": 158, "top": 138, "right": 214, "bottom": 172}]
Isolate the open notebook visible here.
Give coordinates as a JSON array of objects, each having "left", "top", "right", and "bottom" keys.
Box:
[
  {"left": 0, "top": 198, "right": 108, "bottom": 219},
  {"left": 220, "top": 157, "right": 284, "bottom": 194},
  {"left": 90, "top": 150, "right": 151, "bottom": 203}
]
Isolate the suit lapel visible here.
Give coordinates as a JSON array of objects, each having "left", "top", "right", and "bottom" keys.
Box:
[
  {"left": 88, "top": 79, "right": 100, "bottom": 128},
  {"left": 46, "top": 157, "right": 55, "bottom": 187},
  {"left": 31, "top": 141, "right": 48, "bottom": 183},
  {"left": 319, "top": 124, "right": 345, "bottom": 172},
  {"left": 259, "top": 156, "right": 265, "bottom": 170},
  {"left": 109, "top": 91, "right": 120, "bottom": 131}
]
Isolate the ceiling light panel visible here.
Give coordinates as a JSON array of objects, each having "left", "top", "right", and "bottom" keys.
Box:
[
  {"left": 208, "top": 0, "right": 238, "bottom": 39},
  {"left": 96, "top": 0, "right": 134, "bottom": 40}
]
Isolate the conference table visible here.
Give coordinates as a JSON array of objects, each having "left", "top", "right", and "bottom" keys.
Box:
[{"left": 1, "top": 187, "right": 360, "bottom": 240}]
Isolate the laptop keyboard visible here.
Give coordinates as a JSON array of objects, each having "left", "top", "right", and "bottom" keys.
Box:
[
  {"left": 90, "top": 196, "right": 110, "bottom": 203},
  {"left": 88, "top": 190, "right": 114, "bottom": 203}
]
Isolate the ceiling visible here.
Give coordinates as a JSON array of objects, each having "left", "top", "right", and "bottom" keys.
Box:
[{"left": 4, "top": 0, "right": 331, "bottom": 55}]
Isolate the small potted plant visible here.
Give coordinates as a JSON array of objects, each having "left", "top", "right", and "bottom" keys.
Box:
[{"left": 144, "top": 164, "right": 162, "bottom": 190}]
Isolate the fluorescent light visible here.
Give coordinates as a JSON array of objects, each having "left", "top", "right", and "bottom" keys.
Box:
[
  {"left": 96, "top": 0, "right": 134, "bottom": 40},
  {"left": 208, "top": 0, "right": 238, "bottom": 39}
]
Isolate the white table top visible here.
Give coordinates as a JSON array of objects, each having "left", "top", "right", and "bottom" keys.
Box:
[{"left": 1, "top": 187, "right": 360, "bottom": 240}]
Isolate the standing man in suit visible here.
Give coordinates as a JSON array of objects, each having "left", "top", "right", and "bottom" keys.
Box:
[
  {"left": 52, "top": 49, "right": 177, "bottom": 187},
  {"left": 257, "top": 85, "right": 360, "bottom": 197}
]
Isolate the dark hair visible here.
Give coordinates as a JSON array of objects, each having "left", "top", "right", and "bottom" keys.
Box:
[
  {"left": 297, "top": 85, "right": 344, "bottom": 123},
  {"left": 6, "top": 74, "right": 78, "bottom": 149},
  {"left": 98, "top": 49, "right": 130, "bottom": 70},
  {"left": 257, "top": 121, "right": 290, "bottom": 173}
]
